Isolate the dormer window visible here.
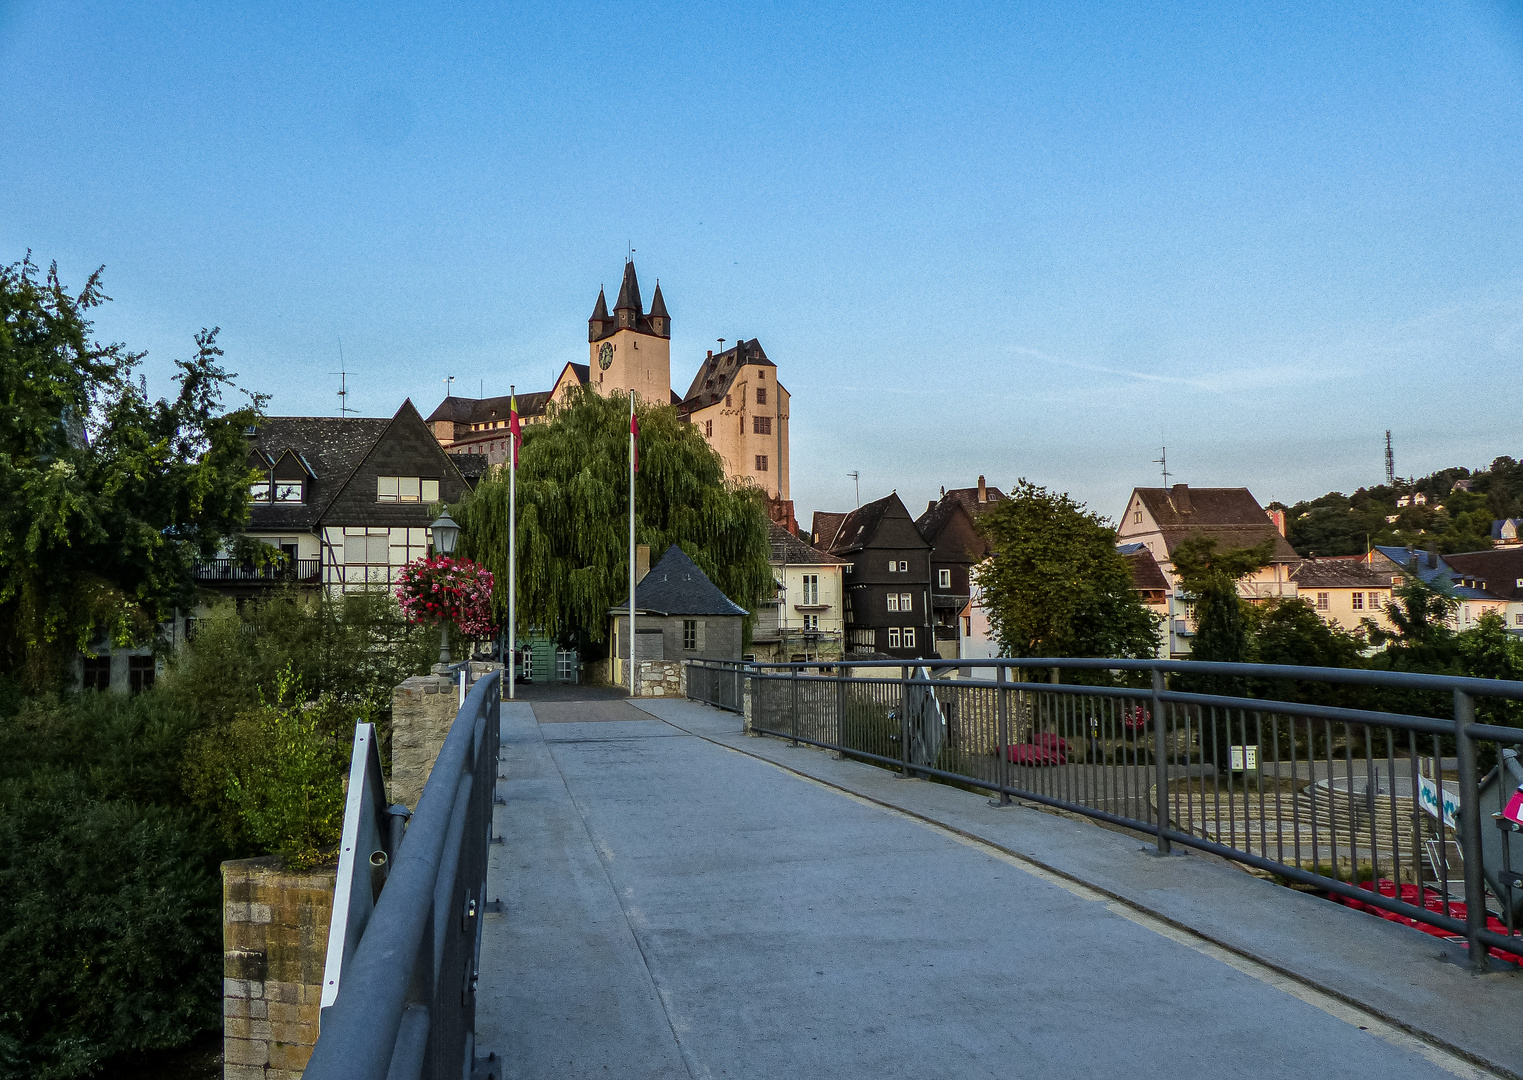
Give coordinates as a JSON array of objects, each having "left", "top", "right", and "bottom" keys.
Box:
[
  {"left": 273, "top": 482, "right": 304, "bottom": 503},
  {"left": 250, "top": 478, "right": 272, "bottom": 502}
]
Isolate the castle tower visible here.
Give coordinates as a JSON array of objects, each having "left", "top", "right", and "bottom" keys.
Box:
[{"left": 588, "top": 261, "right": 671, "bottom": 404}]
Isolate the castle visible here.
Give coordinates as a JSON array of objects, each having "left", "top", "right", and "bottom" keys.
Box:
[{"left": 428, "top": 260, "right": 794, "bottom": 529}]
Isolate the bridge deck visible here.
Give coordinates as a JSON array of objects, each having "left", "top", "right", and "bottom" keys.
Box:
[{"left": 477, "top": 698, "right": 1518, "bottom": 1080}]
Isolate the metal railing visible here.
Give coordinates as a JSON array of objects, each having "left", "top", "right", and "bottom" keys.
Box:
[
  {"left": 689, "top": 657, "right": 1523, "bottom": 973},
  {"left": 193, "top": 557, "right": 321, "bottom": 583},
  {"left": 306, "top": 666, "right": 502, "bottom": 1080}
]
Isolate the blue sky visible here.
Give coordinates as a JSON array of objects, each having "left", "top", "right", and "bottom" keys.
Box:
[{"left": 4, "top": 1, "right": 1522, "bottom": 524}]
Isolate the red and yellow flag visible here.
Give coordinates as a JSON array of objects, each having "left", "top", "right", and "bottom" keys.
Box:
[{"left": 509, "top": 395, "right": 522, "bottom": 467}]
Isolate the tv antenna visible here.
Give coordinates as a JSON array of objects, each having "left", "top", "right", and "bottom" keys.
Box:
[
  {"left": 847, "top": 470, "right": 860, "bottom": 506},
  {"left": 1385, "top": 430, "right": 1395, "bottom": 487},
  {"left": 330, "top": 337, "right": 356, "bottom": 417},
  {"left": 1154, "top": 446, "right": 1171, "bottom": 486}
]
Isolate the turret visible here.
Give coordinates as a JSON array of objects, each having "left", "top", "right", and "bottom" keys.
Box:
[
  {"left": 614, "top": 261, "right": 642, "bottom": 330},
  {"left": 588, "top": 287, "right": 610, "bottom": 343},
  {"left": 648, "top": 281, "right": 670, "bottom": 338}
]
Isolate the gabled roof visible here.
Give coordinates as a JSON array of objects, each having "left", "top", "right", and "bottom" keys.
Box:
[
  {"left": 821, "top": 492, "right": 924, "bottom": 556},
  {"left": 812, "top": 511, "right": 847, "bottom": 549},
  {"left": 1132, "top": 485, "right": 1300, "bottom": 563},
  {"left": 769, "top": 521, "right": 845, "bottom": 566},
  {"left": 915, "top": 483, "right": 1008, "bottom": 545},
  {"left": 1492, "top": 518, "right": 1522, "bottom": 542},
  {"left": 246, "top": 415, "right": 391, "bottom": 530},
  {"left": 678, "top": 339, "right": 775, "bottom": 412},
  {"left": 1290, "top": 560, "right": 1395, "bottom": 590},
  {"left": 614, "top": 545, "right": 748, "bottom": 617}
]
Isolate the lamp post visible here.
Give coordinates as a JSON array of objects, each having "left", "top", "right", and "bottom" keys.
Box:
[{"left": 430, "top": 510, "right": 460, "bottom": 668}]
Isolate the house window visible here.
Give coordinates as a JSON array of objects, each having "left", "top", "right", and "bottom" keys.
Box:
[
  {"left": 899, "top": 592, "right": 913, "bottom": 611},
  {"left": 378, "top": 477, "right": 439, "bottom": 503},
  {"left": 273, "top": 482, "right": 304, "bottom": 503},
  {"left": 755, "top": 455, "right": 768, "bottom": 472},
  {"left": 898, "top": 560, "right": 908, "bottom": 573},
  {"left": 887, "top": 593, "right": 900, "bottom": 612},
  {"left": 705, "top": 420, "right": 712, "bottom": 437},
  {"left": 1516, "top": 614, "right": 1523, "bottom": 625},
  {"left": 756, "top": 387, "right": 767, "bottom": 405},
  {"left": 1351, "top": 592, "right": 1364, "bottom": 610},
  {"left": 1368, "top": 592, "right": 1383, "bottom": 610},
  {"left": 344, "top": 534, "right": 392, "bottom": 564},
  {"left": 683, "top": 619, "right": 697, "bottom": 651},
  {"left": 81, "top": 655, "right": 111, "bottom": 691},
  {"left": 802, "top": 574, "right": 819, "bottom": 605},
  {"left": 250, "top": 479, "right": 272, "bottom": 502},
  {"left": 1316, "top": 592, "right": 1329, "bottom": 611},
  {"left": 803, "top": 613, "right": 819, "bottom": 631},
  {"left": 937, "top": 569, "right": 951, "bottom": 589},
  {"left": 902, "top": 627, "right": 915, "bottom": 649},
  {"left": 888, "top": 560, "right": 898, "bottom": 573},
  {"left": 556, "top": 650, "right": 577, "bottom": 681},
  {"left": 128, "top": 655, "right": 156, "bottom": 695},
  {"left": 753, "top": 415, "right": 772, "bottom": 435},
  {"left": 888, "top": 627, "right": 902, "bottom": 648},
  {"left": 962, "top": 615, "right": 971, "bottom": 636}
]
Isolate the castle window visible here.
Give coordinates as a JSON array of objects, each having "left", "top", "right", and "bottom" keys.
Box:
[
  {"left": 755, "top": 455, "right": 768, "bottom": 472},
  {"left": 725, "top": 395, "right": 731, "bottom": 407},
  {"left": 705, "top": 420, "right": 712, "bottom": 437},
  {"left": 756, "top": 387, "right": 768, "bottom": 405},
  {"left": 758, "top": 369, "right": 766, "bottom": 379},
  {"left": 753, "top": 416, "right": 772, "bottom": 435}
]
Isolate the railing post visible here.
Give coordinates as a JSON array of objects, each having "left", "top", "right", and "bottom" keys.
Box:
[
  {"left": 1453, "top": 689, "right": 1492, "bottom": 973},
  {"left": 994, "top": 664, "right": 1011, "bottom": 806},
  {"left": 900, "top": 666, "right": 912, "bottom": 778},
  {"left": 1152, "top": 668, "right": 1171, "bottom": 855},
  {"left": 835, "top": 663, "right": 848, "bottom": 759},
  {"left": 790, "top": 665, "right": 800, "bottom": 747}
]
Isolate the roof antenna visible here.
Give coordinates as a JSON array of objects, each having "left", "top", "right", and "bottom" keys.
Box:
[
  {"left": 717, "top": 338, "right": 726, "bottom": 352},
  {"left": 1154, "top": 446, "right": 1171, "bottom": 486},
  {"left": 330, "top": 337, "right": 357, "bottom": 417},
  {"left": 444, "top": 374, "right": 455, "bottom": 399},
  {"left": 847, "top": 470, "right": 860, "bottom": 507}
]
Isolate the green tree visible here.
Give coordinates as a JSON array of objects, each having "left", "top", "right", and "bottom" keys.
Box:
[
  {"left": 0, "top": 256, "right": 263, "bottom": 689},
  {"left": 974, "top": 480, "right": 1159, "bottom": 662},
  {"left": 1170, "top": 535, "right": 1274, "bottom": 771},
  {"left": 1455, "top": 611, "right": 1523, "bottom": 730},
  {"left": 1246, "top": 597, "right": 1367, "bottom": 708},
  {"left": 456, "top": 386, "right": 773, "bottom": 653}
]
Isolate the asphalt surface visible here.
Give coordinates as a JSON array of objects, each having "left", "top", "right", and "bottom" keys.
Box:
[{"left": 476, "top": 697, "right": 1520, "bottom": 1080}]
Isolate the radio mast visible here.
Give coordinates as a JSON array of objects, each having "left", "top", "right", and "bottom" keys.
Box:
[{"left": 1384, "top": 430, "right": 1395, "bottom": 487}]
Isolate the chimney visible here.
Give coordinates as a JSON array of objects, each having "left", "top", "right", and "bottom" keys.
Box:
[
  {"left": 706, "top": 350, "right": 713, "bottom": 360},
  {"left": 977, "top": 475, "right": 987, "bottom": 503},
  {"left": 1171, "top": 483, "right": 1192, "bottom": 513},
  {"left": 1426, "top": 549, "right": 1437, "bottom": 570},
  {"left": 1266, "top": 508, "right": 1286, "bottom": 537},
  {"left": 636, "top": 545, "right": 651, "bottom": 583}
]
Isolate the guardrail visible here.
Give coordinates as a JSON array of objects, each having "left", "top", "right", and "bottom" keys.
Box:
[
  {"left": 306, "top": 666, "right": 502, "bottom": 1080},
  {"left": 192, "top": 557, "right": 322, "bottom": 583},
  {"left": 688, "top": 657, "right": 1523, "bottom": 973}
]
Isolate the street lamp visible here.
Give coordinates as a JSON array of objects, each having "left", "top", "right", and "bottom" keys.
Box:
[{"left": 431, "top": 510, "right": 460, "bottom": 667}]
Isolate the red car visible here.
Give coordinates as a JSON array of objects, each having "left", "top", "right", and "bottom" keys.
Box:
[{"left": 1007, "top": 732, "right": 1068, "bottom": 765}]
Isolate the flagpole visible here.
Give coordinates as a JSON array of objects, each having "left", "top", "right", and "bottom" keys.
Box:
[
  {"left": 629, "top": 389, "right": 636, "bottom": 698},
  {"left": 508, "top": 385, "right": 517, "bottom": 702}
]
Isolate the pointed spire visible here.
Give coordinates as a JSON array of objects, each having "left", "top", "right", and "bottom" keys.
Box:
[
  {"left": 590, "top": 287, "right": 608, "bottom": 321},
  {"left": 614, "top": 260, "right": 642, "bottom": 314},
  {"left": 649, "top": 280, "right": 668, "bottom": 319}
]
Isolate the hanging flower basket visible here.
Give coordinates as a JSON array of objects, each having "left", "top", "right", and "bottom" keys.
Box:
[{"left": 397, "top": 556, "right": 496, "bottom": 638}]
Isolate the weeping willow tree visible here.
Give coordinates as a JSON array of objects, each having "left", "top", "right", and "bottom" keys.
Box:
[{"left": 456, "top": 385, "right": 773, "bottom": 654}]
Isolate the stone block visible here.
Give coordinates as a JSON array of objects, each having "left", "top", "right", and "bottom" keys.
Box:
[
  {"left": 225, "top": 1065, "right": 268, "bottom": 1080},
  {"left": 269, "top": 1040, "right": 316, "bottom": 1073},
  {"left": 224, "top": 1037, "right": 270, "bottom": 1067}
]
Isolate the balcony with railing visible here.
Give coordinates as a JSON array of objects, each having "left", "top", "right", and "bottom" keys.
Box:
[{"left": 193, "top": 558, "right": 322, "bottom": 586}]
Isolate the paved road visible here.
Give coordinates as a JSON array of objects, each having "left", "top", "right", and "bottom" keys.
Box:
[{"left": 477, "top": 700, "right": 1508, "bottom": 1080}]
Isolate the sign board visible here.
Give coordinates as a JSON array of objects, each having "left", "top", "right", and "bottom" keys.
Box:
[
  {"left": 1504, "top": 787, "right": 1523, "bottom": 828},
  {"left": 1418, "top": 773, "right": 1459, "bottom": 829},
  {"left": 1229, "top": 745, "right": 1258, "bottom": 772}
]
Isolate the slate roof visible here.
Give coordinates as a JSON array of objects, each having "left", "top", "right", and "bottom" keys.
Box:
[
  {"left": 811, "top": 511, "right": 848, "bottom": 550},
  {"left": 822, "top": 493, "right": 901, "bottom": 556},
  {"left": 425, "top": 396, "right": 478, "bottom": 424},
  {"left": 448, "top": 453, "right": 490, "bottom": 484},
  {"left": 614, "top": 545, "right": 748, "bottom": 617},
  {"left": 1122, "top": 548, "right": 1169, "bottom": 592},
  {"left": 1133, "top": 485, "right": 1300, "bottom": 563},
  {"left": 247, "top": 416, "right": 391, "bottom": 530},
  {"left": 1371, "top": 545, "right": 1499, "bottom": 600},
  {"left": 1442, "top": 549, "right": 1523, "bottom": 602},
  {"left": 915, "top": 483, "right": 1008, "bottom": 544},
  {"left": 678, "top": 339, "right": 775, "bottom": 413},
  {"left": 428, "top": 388, "right": 559, "bottom": 430},
  {"left": 1290, "top": 561, "right": 1395, "bottom": 590},
  {"left": 769, "top": 521, "right": 845, "bottom": 566}
]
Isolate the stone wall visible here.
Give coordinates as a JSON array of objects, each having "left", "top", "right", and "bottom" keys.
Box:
[
  {"left": 223, "top": 857, "right": 335, "bottom": 1080},
  {"left": 391, "top": 663, "right": 501, "bottom": 809},
  {"left": 634, "top": 659, "right": 685, "bottom": 697}
]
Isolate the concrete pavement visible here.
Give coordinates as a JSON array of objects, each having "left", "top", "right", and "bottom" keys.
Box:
[{"left": 477, "top": 698, "right": 1519, "bottom": 1079}]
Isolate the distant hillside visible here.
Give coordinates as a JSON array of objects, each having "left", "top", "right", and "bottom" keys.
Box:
[{"left": 1270, "top": 456, "right": 1522, "bottom": 558}]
